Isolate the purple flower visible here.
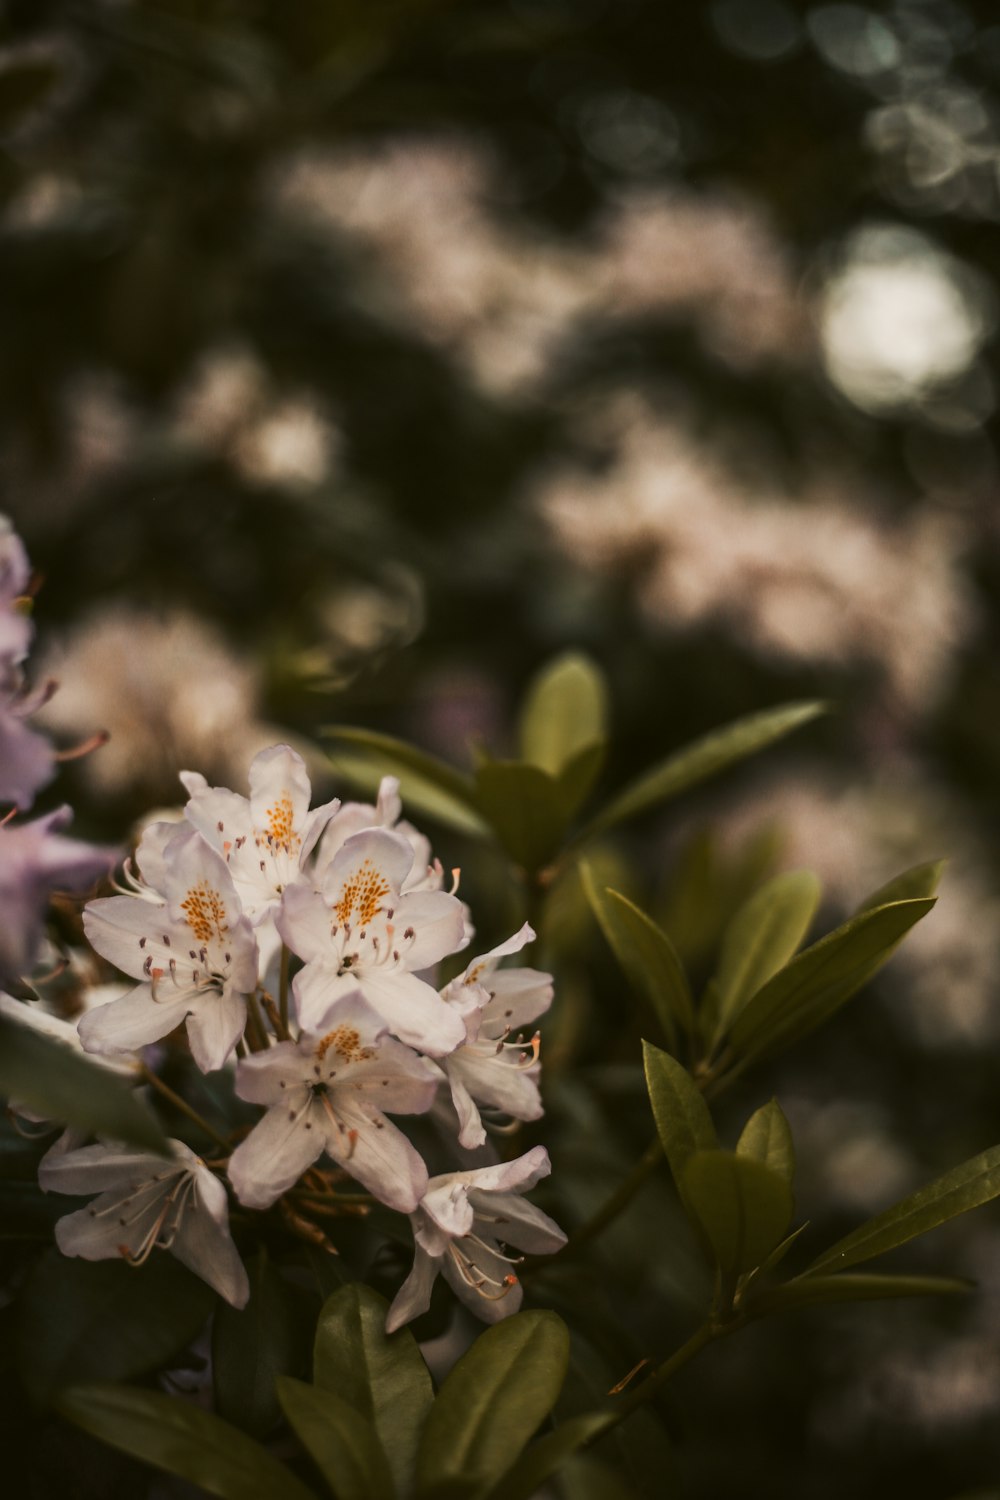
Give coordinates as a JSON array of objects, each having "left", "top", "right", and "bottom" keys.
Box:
[{"left": 0, "top": 806, "right": 117, "bottom": 983}]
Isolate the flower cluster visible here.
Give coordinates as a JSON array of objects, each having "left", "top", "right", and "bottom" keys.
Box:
[{"left": 65, "top": 744, "right": 564, "bottom": 1323}]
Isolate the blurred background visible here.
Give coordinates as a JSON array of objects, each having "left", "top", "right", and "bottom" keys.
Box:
[{"left": 4, "top": 0, "right": 1000, "bottom": 1494}]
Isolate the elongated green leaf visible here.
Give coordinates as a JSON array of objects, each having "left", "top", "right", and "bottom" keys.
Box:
[
  {"left": 483, "top": 1414, "right": 612, "bottom": 1500},
  {"left": 58, "top": 1383, "right": 316, "bottom": 1500},
  {"left": 0, "top": 1013, "right": 167, "bottom": 1154},
  {"left": 314, "top": 1283, "right": 432, "bottom": 1496},
  {"left": 213, "top": 1253, "right": 306, "bottom": 1437},
  {"left": 585, "top": 875, "right": 695, "bottom": 1045},
  {"left": 475, "top": 761, "right": 568, "bottom": 870},
  {"left": 750, "top": 1273, "right": 972, "bottom": 1317},
  {"left": 729, "top": 899, "right": 935, "bottom": 1061},
  {"left": 714, "top": 871, "right": 821, "bottom": 1032},
  {"left": 736, "top": 1100, "right": 795, "bottom": 1187},
  {"left": 519, "top": 653, "right": 608, "bottom": 776},
  {"left": 681, "top": 1150, "right": 793, "bottom": 1275},
  {"left": 577, "top": 701, "right": 826, "bottom": 842},
  {"left": 805, "top": 1143, "right": 1000, "bottom": 1276},
  {"left": 417, "top": 1311, "right": 569, "bottom": 1497},
  {"left": 642, "top": 1042, "right": 717, "bottom": 1191},
  {"left": 855, "top": 858, "right": 946, "bottom": 914},
  {"left": 18, "top": 1250, "right": 213, "bottom": 1403},
  {"left": 277, "top": 1376, "right": 394, "bottom": 1500},
  {"left": 556, "top": 740, "right": 607, "bottom": 821},
  {"left": 748, "top": 1222, "right": 811, "bottom": 1283},
  {"left": 323, "top": 728, "right": 489, "bottom": 838}
]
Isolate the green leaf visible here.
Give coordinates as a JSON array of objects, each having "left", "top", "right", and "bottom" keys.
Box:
[
  {"left": 680, "top": 1150, "right": 794, "bottom": 1275},
  {"left": 416, "top": 1311, "right": 570, "bottom": 1498},
  {"left": 213, "top": 1252, "right": 306, "bottom": 1436},
  {"left": 58, "top": 1383, "right": 315, "bottom": 1500},
  {"left": 555, "top": 740, "right": 607, "bottom": 821},
  {"left": 483, "top": 1414, "right": 612, "bottom": 1500},
  {"left": 855, "top": 858, "right": 947, "bottom": 913},
  {"left": 17, "top": 1250, "right": 213, "bottom": 1403},
  {"left": 518, "top": 653, "right": 608, "bottom": 777},
  {"left": 749, "top": 1272, "right": 972, "bottom": 1317},
  {"left": 642, "top": 1042, "right": 717, "bottom": 1191},
  {"left": 323, "top": 727, "right": 489, "bottom": 838},
  {"left": 0, "top": 1012, "right": 168, "bottom": 1155},
  {"left": 585, "top": 875, "right": 695, "bottom": 1044},
  {"left": 277, "top": 1376, "right": 394, "bottom": 1500},
  {"left": 474, "top": 761, "right": 568, "bottom": 871},
  {"left": 805, "top": 1143, "right": 1000, "bottom": 1276},
  {"left": 577, "top": 701, "right": 826, "bottom": 842},
  {"left": 714, "top": 871, "right": 821, "bottom": 1033},
  {"left": 736, "top": 1100, "right": 795, "bottom": 1188},
  {"left": 313, "top": 1283, "right": 432, "bottom": 1497},
  {"left": 729, "top": 898, "right": 935, "bottom": 1061}
]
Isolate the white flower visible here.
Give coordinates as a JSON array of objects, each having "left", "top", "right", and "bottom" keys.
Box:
[
  {"left": 180, "top": 744, "right": 341, "bottom": 950},
  {"left": 437, "top": 924, "right": 553, "bottom": 1149},
  {"left": 385, "top": 1146, "right": 566, "bottom": 1331},
  {"left": 227, "top": 991, "right": 438, "bottom": 1213},
  {"left": 79, "top": 825, "right": 258, "bottom": 1073},
  {"left": 39, "top": 1137, "right": 249, "bottom": 1307},
  {"left": 278, "top": 827, "right": 467, "bottom": 1056},
  {"left": 311, "top": 775, "right": 444, "bottom": 895}
]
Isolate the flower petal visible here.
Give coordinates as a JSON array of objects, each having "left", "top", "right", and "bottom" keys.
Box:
[
  {"left": 185, "top": 989, "right": 247, "bottom": 1073},
  {"left": 228, "top": 1100, "right": 324, "bottom": 1209},
  {"left": 324, "top": 1101, "right": 428, "bottom": 1213},
  {"left": 78, "top": 982, "right": 193, "bottom": 1056},
  {"left": 385, "top": 1244, "right": 439, "bottom": 1332},
  {"left": 172, "top": 1167, "right": 250, "bottom": 1307},
  {"left": 471, "top": 1190, "right": 567, "bottom": 1255},
  {"left": 357, "top": 969, "right": 466, "bottom": 1057}
]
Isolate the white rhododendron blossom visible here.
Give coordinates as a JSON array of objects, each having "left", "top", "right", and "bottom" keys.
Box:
[
  {"left": 180, "top": 743, "right": 341, "bottom": 961},
  {"left": 437, "top": 924, "right": 553, "bottom": 1148},
  {"left": 80, "top": 825, "right": 259, "bottom": 1072},
  {"left": 386, "top": 1147, "right": 567, "bottom": 1331},
  {"left": 39, "top": 1138, "right": 250, "bottom": 1307},
  {"left": 278, "top": 826, "right": 468, "bottom": 1054},
  {"left": 228, "top": 992, "right": 439, "bottom": 1212},
  {"left": 52, "top": 724, "right": 564, "bottom": 1330}
]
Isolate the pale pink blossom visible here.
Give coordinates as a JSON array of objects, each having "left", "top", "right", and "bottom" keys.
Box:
[
  {"left": 0, "top": 806, "right": 116, "bottom": 983},
  {"left": 278, "top": 826, "right": 467, "bottom": 1056},
  {"left": 386, "top": 1146, "right": 566, "bottom": 1331},
  {"left": 227, "top": 992, "right": 438, "bottom": 1213},
  {"left": 80, "top": 825, "right": 258, "bottom": 1073},
  {"left": 40, "top": 1137, "right": 249, "bottom": 1307}
]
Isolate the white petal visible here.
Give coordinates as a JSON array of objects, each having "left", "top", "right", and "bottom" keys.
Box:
[
  {"left": 185, "top": 989, "right": 247, "bottom": 1073},
  {"left": 357, "top": 970, "right": 466, "bottom": 1057},
  {"left": 420, "top": 1177, "right": 475, "bottom": 1240},
  {"left": 445, "top": 1048, "right": 543, "bottom": 1124},
  {"left": 300, "top": 796, "right": 342, "bottom": 862},
  {"left": 78, "top": 982, "right": 193, "bottom": 1056},
  {"left": 228, "top": 1101, "right": 324, "bottom": 1209},
  {"left": 325, "top": 1101, "right": 427, "bottom": 1212},
  {"left": 54, "top": 1194, "right": 162, "bottom": 1261},
  {"left": 471, "top": 1190, "right": 567, "bottom": 1255},
  {"left": 292, "top": 964, "right": 365, "bottom": 1033},
  {"left": 446, "top": 1073, "right": 487, "bottom": 1150},
  {"left": 83, "top": 896, "right": 172, "bottom": 982},
  {"left": 482, "top": 968, "right": 553, "bottom": 1031},
  {"left": 234, "top": 1041, "right": 313, "bottom": 1105},
  {"left": 40, "top": 1142, "right": 183, "bottom": 1197},
  {"left": 183, "top": 785, "right": 251, "bottom": 854},
  {"left": 320, "top": 828, "right": 415, "bottom": 915},
  {"left": 392, "top": 889, "right": 467, "bottom": 970},
  {"left": 172, "top": 1168, "right": 250, "bottom": 1307},
  {"left": 385, "top": 1244, "right": 439, "bottom": 1332},
  {"left": 278, "top": 885, "right": 337, "bottom": 965},
  {"left": 248, "top": 744, "right": 312, "bottom": 840}
]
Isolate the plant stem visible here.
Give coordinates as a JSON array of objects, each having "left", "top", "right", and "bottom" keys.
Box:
[
  {"left": 279, "top": 944, "right": 290, "bottom": 1033},
  {"left": 140, "top": 1065, "right": 231, "bottom": 1152},
  {"left": 245, "top": 992, "right": 267, "bottom": 1052},
  {"left": 597, "top": 1319, "right": 729, "bottom": 1434},
  {"left": 527, "top": 1134, "right": 664, "bottom": 1272}
]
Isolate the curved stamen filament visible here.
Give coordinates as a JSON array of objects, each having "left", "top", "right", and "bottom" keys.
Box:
[
  {"left": 463, "top": 1230, "right": 524, "bottom": 1264},
  {"left": 449, "top": 1242, "right": 519, "bottom": 1299}
]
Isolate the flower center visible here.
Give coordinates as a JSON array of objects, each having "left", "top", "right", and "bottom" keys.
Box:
[
  {"left": 180, "top": 880, "right": 229, "bottom": 944},
  {"left": 334, "top": 858, "right": 391, "bottom": 927},
  {"left": 315, "top": 1024, "right": 376, "bottom": 1064}
]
